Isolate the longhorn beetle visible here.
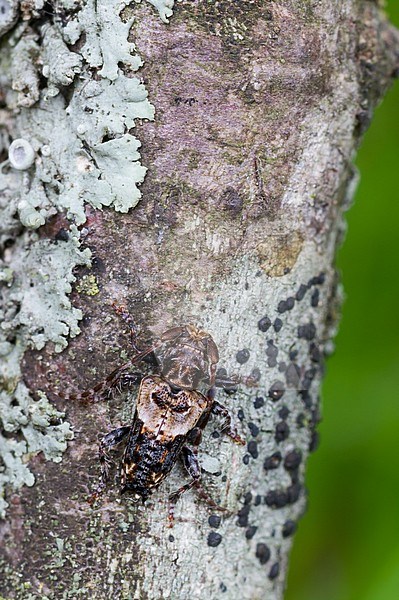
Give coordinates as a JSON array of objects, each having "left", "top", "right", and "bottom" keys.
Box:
[{"left": 62, "top": 304, "right": 247, "bottom": 523}]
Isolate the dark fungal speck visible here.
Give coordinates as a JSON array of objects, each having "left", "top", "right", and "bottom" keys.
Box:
[
  {"left": 309, "top": 272, "right": 325, "bottom": 286},
  {"left": 248, "top": 440, "right": 259, "bottom": 459},
  {"left": 269, "top": 562, "right": 280, "bottom": 580},
  {"left": 285, "top": 363, "right": 301, "bottom": 387},
  {"left": 278, "top": 362, "right": 287, "bottom": 372},
  {"left": 211, "top": 430, "right": 221, "bottom": 439},
  {"left": 236, "top": 348, "right": 250, "bottom": 364},
  {"left": 168, "top": 534, "right": 175, "bottom": 542},
  {"left": 243, "top": 454, "right": 250, "bottom": 465},
  {"left": 287, "top": 482, "right": 301, "bottom": 504},
  {"left": 295, "top": 283, "right": 308, "bottom": 301},
  {"left": 289, "top": 348, "right": 298, "bottom": 361},
  {"left": 237, "top": 504, "right": 251, "bottom": 527},
  {"left": 264, "top": 451, "right": 282, "bottom": 471},
  {"left": 296, "top": 413, "right": 306, "bottom": 428},
  {"left": 311, "top": 406, "right": 321, "bottom": 426},
  {"left": 282, "top": 519, "right": 297, "bottom": 538},
  {"left": 277, "top": 300, "right": 288, "bottom": 314},
  {"left": 256, "top": 543, "right": 271, "bottom": 565},
  {"left": 248, "top": 422, "right": 260, "bottom": 437},
  {"left": 92, "top": 256, "right": 106, "bottom": 273},
  {"left": 258, "top": 316, "right": 272, "bottom": 332},
  {"left": 298, "top": 322, "right": 316, "bottom": 341},
  {"left": 311, "top": 288, "right": 320, "bottom": 307},
  {"left": 275, "top": 421, "right": 290, "bottom": 442},
  {"left": 254, "top": 494, "right": 262, "bottom": 506},
  {"left": 286, "top": 297, "right": 295, "bottom": 310},
  {"left": 299, "top": 389, "right": 312, "bottom": 409},
  {"left": 254, "top": 396, "right": 264, "bottom": 409},
  {"left": 265, "top": 490, "right": 288, "bottom": 508},
  {"left": 208, "top": 514, "right": 221, "bottom": 528},
  {"left": 237, "top": 409, "right": 245, "bottom": 421},
  {"left": 245, "top": 526, "right": 257, "bottom": 540},
  {"left": 273, "top": 318, "right": 283, "bottom": 332},
  {"left": 244, "top": 492, "right": 253, "bottom": 505},
  {"left": 310, "top": 342, "right": 322, "bottom": 363},
  {"left": 309, "top": 430, "right": 320, "bottom": 452},
  {"left": 207, "top": 532, "right": 222, "bottom": 547},
  {"left": 268, "top": 380, "right": 285, "bottom": 401},
  {"left": 55, "top": 228, "right": 69, "bottom": 242},
  {"left": 284, "top": 450, "right": 302, "bottom": 471},
  {"left": 278, "top": 406, "right": 289, "bottom": 420},
  {"left": 220, "top": 583, "right": 227, "bottom": 593},
  {"left": 221, "top": 475, "right": 227, "bottom": 482}
]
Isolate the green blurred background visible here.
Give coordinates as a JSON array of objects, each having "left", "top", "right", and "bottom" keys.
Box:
[{"left": 286, "top": 3, "right": 399, "bottom": 600}]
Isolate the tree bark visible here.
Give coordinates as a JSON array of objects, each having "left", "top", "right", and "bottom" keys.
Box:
[{"left": 0, "top": 1, "right": 398, "bottom": 598}]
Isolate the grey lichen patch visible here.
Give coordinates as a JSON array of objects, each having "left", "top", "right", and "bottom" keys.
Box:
[
  {"left": 0, "top": 233, "right": 88, "bottom": 516},
  {"left": 3, "top": 237, "right": 91, "bottom": 352},
  {"left": 0, "top": 0, "right": 176, "bottom": 519},
  {"left": 2, "top": 0, "right": 175, "bottom": 227},
  {"left": 256, "top": 231, "right": 304, "bottom": 277},
  {"left": 0, "top": 0, "right": 19, "bottom": 38}
]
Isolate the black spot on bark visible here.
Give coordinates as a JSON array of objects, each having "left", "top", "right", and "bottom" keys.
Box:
[
  {"left": 311, "top": 288, "right": 320, "bottom": 307},
  {"left": 265, "top": 490, "right": 288, "bottom": 508},
  {"left": 269, "top": 562, "right": 280, "bottom": 580},
  {"left": 278, "top": 406, "right": 289, "bottom": 420},
  {"left": 208, "top": 514, "right": 221, "bottom": 528},
  {"left": 207, "top": 532, "right": 222, "bottom": 547},
  {"left": 248, "top": 440, "right": 259, "bottom": 459},
  {"left": 254, "top": 396, "right": 265, "bottom": 409},
  {"left": 298, "top": 322, "right": 316, "bottom": 340},
  {"left": 255, "top": 543, "right": 271, "bottom": 565},
  {"left": 264, "top": 451, "right": 282, "bottom": 471},
  {"left": 282, "top": 520, "right": 297, "bottom": 538},
  {"left": 237, "top": 504, "right": 251, "bottom": 527},
  {"left": 258, "top": 316, "right": 271, "bottom": 332},
  {"left": 245, "top": 526, "right": 258, "bottom": 540},
  {"left": 236, "top": 348, "right": 250, "bottom": 364},
  {"left": 284, "top": 450, "right": 302, "bottom": 471},
  {"left": 295, "top": 284, "right": 308, "bottom": 301},
  {"left": 275, "top": 421, "right": 290, "bottom": 442},
  {"left": 248, "top": 422, "right": 260, "bottom": 437}
]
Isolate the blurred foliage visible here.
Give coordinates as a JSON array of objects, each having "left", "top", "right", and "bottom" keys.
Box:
[{"left": 286, "top": 3, "right": 399, "bottom": 600}]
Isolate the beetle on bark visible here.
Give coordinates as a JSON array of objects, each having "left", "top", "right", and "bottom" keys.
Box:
[{"left": 60, "top": 305, "right": 247, "bottom": 522}]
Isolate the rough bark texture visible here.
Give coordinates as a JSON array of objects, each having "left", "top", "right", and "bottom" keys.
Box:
[{"left": 0, "top": 1, "right": 398, "bottom": 599}]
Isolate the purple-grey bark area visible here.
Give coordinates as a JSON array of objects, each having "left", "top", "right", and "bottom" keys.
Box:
[{"left": 1, "top": 1, "right": 399, "bottom": 599}]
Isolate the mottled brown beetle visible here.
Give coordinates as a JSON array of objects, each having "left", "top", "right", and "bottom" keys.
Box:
[{"left": 63, "top": 305, "right": 246, "bottom": 521}]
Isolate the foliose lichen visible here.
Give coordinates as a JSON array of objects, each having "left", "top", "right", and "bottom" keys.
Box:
[{"left": 0, "top": 0, "right": 175, "bottom": 516}]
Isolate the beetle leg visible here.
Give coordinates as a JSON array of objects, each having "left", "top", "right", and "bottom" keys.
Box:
[
  {"left": 211, "top": 400, "right": 245, "bottom": 445},
  {"left": 58, "top": 343, "right": 158, "bottom": 403},
  {"left": 214, "top": 372, "right": 239, "bottom": 391},
  {"left": 215, "top": 371, "right": 258, "bottom": 392},
  {"left": 88, "top": 426, "right": 131, "bottom": 505},
  {"left": 168, "top": 446, "right": 226, "bottom": 526},
  {"left": 111, "top": 302, "right": 141, "bottom": 352}
]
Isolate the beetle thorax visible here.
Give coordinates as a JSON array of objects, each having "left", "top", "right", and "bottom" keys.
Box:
[{"left": 154, "top": 326, "right": 219, "bottom": 390}]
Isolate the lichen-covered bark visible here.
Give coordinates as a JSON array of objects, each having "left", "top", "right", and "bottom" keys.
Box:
[{"left": 0, "top": 1, "right": 398, "bottom": 599}]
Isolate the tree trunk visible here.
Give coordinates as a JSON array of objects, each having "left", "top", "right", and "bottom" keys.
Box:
[{"left": 0, "top": 1, "right": 398, "bottom": 598}]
